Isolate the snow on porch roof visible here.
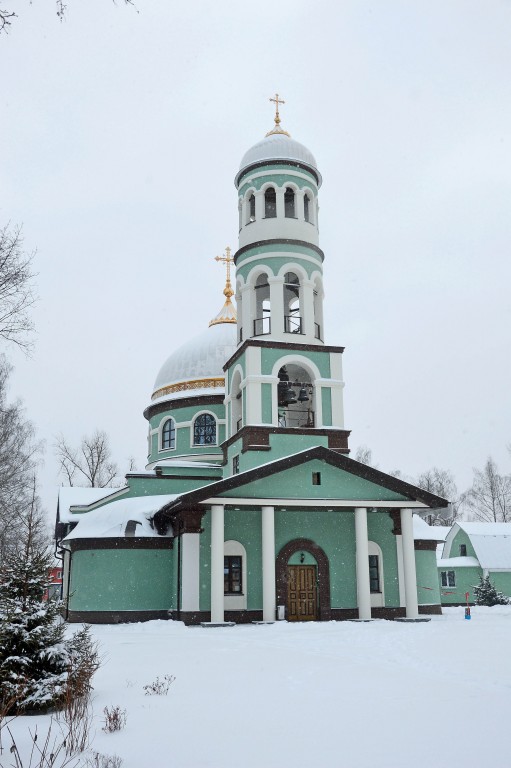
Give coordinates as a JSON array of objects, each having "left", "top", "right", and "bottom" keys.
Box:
[
  {"left": 62, "top": 494, "right": 179, "bottom": 541},
  {"left": 57, "top": 486, "right": 119, "bottom": 522}
]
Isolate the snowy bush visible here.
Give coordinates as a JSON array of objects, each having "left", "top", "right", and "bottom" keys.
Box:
[
  {"left": 85, "top": 752, "right": 123, "bottom": 768},
  {"left": 473, "top": 575, "right": 510, "bottom": 606},
  {"left": 102, "top": 706, "right": 127, "bottom": 733},
  {"left": 143, "top": 674, "right": 175, "bottom": 696}
]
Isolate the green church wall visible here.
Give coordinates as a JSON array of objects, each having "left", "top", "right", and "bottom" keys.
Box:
[
  {"left": 276, "top": 509, "right": 358, "bottom": 608},
  {"left": 199, "top": 507, "right": 263, "bottom": 611},
  {"left": 261, "top": 383, "right": 272, "bottom": 423},
  {"left": 147, "top": 403, "right": 226, "bottom": 464},
  {"left": 261, "top": 346, "right": 331, "bottom": 378},
  {"left": 221, "top": 459, "right": 410, "bottom": 502},
  {"left": 225, "top": 433, "right": 330, "bottom": 475},
  {"left": 321, "top": 388, "right": 332, "bottom": 426},
  {"left": 415, "top": 550, "right": 441, "bottom": 605},
  {"left": 69, "top": 549, "right": 174, "bottom": 612},
  {"left": 237, "top": 164, "right": 318, "bottom": 193},
  {"left": 367, "top": 512, "right": 400, "bottom": 607},
  {"left": 438, "top": 565, "right": 481, "bottom": 604},
  {"left": 236, "top": 245, "right": 323, "bottom": 281}
]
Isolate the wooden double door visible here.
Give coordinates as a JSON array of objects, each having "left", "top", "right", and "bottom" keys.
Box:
[{"left": 287, "top": 565, "right": 318, "bottom": 621}]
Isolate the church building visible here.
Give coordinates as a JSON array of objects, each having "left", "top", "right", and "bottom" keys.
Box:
[{"left": 56, "top": 97, "right": 447, "bottom": 625}]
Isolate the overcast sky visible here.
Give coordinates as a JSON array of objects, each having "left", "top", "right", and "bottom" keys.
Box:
[{"left": 2, "top": 0, "right": 510, "bottom": 514}]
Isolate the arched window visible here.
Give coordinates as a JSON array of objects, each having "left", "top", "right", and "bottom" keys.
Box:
[
  {"left": 284, "top": 187, "right": 295, "bottom": 218},
  {"left": 283, "top": 272, "right": 301, "bottom": 334},
  {"left": 254, "top": 273, "right": 271, "bottom": 335},
  {"left": 304, "top": 193, "right": 310, "bottom": 222},
  {"left": 193, "top": 413, "right": 217, "bottom": 445},
  {"left": 264, "top": 187, "right": 277, "bottom": 218},
  {"left": 248, "top": 193, "right": 256, "bottom": 223},
  {"left": 161, "top": 418, "right": 175, "bottom": 450}
]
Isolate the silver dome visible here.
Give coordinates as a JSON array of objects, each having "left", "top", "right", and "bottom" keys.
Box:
[
  {"left": 152, "top": 322, "right": 237, "bottom": 396},
  {"left": 236, "top": 133, "right": 321, "bottom": 187}
]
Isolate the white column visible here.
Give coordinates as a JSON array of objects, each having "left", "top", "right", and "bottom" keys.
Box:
[
  {"left": 276, "top": 187, "right": 285, "bottom": 218},
  {"left": 301, "top": 278, "right": 315, "bottom": 340},
  {"left": 181, "top": 533, "right": 200, "bottom": 611},
  {"left": 241, "top": 284, "right": 253, "bottom": 341},
  {"left": 255, "top": 189, "right": 264, "bottom": 221},
  {"left": 210, "top": 504, "right": 224, "bottom": 623},
  {"left": 355, "top": 507, "right": 371, "bottom": 620},
  {"left": 400, "top": 508, "right": 419, "bottom": 619},
  {"left": 262, "top": 506, "right": 276, "bottom": 621},
  {"left": 268, "top": 276, "right": 285, "bottom": 336}
]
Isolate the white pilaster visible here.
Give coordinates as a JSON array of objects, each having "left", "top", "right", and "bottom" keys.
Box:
[
  {"left": 241, "top": 284, "right": 253, "bottom": 342},
  {"left": 302, "top": 278, "right": 316, "bottom": 340},
  {"left": 262, "top": 505, "right": 276, "bottom": 621},
  {"left": 355, "top": 507, "right": 371, "bottom": 620},
  {"left": 181, "top": 533, "right": 200, "bottom": 611},
  {"left": 268, "top": 276, "right": 285, "bottom": 336},
  {"left": 276, "top": 187, "right": 285, "bottom": 218},
  {"left": 255, "top": 189, "right": 264, "bottom": 221},
  {"left": 400, "top": 508, "right": 419, "bottom": 619},
  {"left": 210, "top": 504, "right": 225, "bottom": 623}
]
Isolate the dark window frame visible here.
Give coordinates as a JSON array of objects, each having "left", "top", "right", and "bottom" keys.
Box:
[
  {"left": 161, "top": 418, "right": 176, "bottom": 450},
  {"left": 369, "top": 554, "right": 381, "bottom": 593},
  {"left": 264, "top": 187, "right": 277, "bottom": 218},
  {"left": 312, "top": 471, "right": 321, "bottom": 485},
  {"left": 459, "top": 544, "right": 467, "bottom": 557},
  {"left": 441, "top": 570, "right": 456, "bottom": 588},
  {"left": 224, "top": 555, "right": 242, "bottom": 594},
  {"left": 232, "top": 454, "right": 240, "bottom": 475},
  {"left": 284, "top": 186, "right": 296, "bottom": 218}
]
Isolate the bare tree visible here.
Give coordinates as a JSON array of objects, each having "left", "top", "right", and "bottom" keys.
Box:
[
  {"left": 463, "top": 457, "right": 511, "bottom": 522},
  {"left": 0, "top": 0, "right": 136, "bottom": 34},
  {"left": 55, "top": 430, "right": 119, "bottom": 487},
  {"left": 354, "top": 445, "right": 376, "bottom": 467},
  {"left": 416, "top": 467, "right": 460, "bottom": 525},
  {"left": 0, "top": 357, "right": 41, "bottom": 560},
  {"left": 0, "top": 224, "right": 36, "bottom": 351}
]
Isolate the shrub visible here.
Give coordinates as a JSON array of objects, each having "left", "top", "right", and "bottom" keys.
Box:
[
  {"left": 85, "top": 752, "right": 123, "bottom": 768},
  {"left": 102, "top": 706, "right": 127, "bottom": 733},
  {"left": 143, "top": 674, "right": 176, "bottom": 696},
  {"left": 473, "top": 575, "right": 510, "bottom": 606}
]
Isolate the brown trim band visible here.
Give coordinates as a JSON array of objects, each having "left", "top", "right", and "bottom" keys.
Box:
[
  {"left": 144, "top": 395, "right": 224, "bottom": 421},
  {"left": 67, "top": 537, "right": 173, "bottom": 552},
  {"left": 414, "top": 540, "right": 440, "bottom": 551},
  {"left": 222, "top": 425, "right": 350, "bottom": 457},
  {"left": 224, "top": 338, "right": 345, "bottom": 372},
  {"left": 67, "top": 610, "right": 171, "bottom": 624}
]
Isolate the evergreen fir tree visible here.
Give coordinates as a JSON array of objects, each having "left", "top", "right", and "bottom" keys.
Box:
[
  {"left": 473, "top": 574, "right": 510, "bottom": 607},
  {"left": 0, "top": 484, "right": 68, "bottom": 714}
]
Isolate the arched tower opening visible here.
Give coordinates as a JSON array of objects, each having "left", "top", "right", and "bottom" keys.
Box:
[{"left": 277, "top": 363, "right": 315, "bottom": 429}]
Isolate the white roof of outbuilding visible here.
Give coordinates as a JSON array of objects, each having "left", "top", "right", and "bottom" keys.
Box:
[
  {"left": 236, "top": 133, "right": 321, "bottom": 186},
  {"left": 445, "top": 522, "right": 511, "bottom": 569},
  {"left": 152, "top": 322, "right": 237, "bottom": 394},
  {"left": 62, "top": 494, "right": 179, "bottom": 540}
]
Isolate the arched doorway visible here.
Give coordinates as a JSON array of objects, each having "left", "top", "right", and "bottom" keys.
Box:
[{"left": 276, "top": 539, "right": 331, "bottom": 621}]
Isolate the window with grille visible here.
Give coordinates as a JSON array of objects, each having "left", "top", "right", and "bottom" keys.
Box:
[{"left": 193, "top": 413, "right": 217, "bottom": 445}]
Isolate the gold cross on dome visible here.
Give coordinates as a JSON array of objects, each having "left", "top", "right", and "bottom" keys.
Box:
[
  {"left": 270, "top": 92, "right": 285, "bottom": 127},
  {"left": 214, "top": 247, "right": 234, "bottom": 298}
]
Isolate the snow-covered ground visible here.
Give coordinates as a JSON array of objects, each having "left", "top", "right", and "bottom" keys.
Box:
[{"left": 4, "top": 608, "right": 511, "bottom": 768}]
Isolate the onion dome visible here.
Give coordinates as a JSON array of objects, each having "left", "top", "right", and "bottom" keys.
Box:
[
  {"left": 235, "top": 94, "right": 321, "bottom": 187},
  {"left": 151, "top": 251, "right": 237, "bottom": 402},
  {"left": 151, "top": 322, "right": 237, "bottom": 402}
]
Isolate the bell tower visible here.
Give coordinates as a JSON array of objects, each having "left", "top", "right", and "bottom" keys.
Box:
[{"left": 223, "top": 97, "right": 350, "bottom": 474}]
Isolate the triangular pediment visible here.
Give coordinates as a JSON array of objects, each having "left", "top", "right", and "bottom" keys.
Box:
[{"left": 157, "top": 447, "right": 448, "bottom": 519}]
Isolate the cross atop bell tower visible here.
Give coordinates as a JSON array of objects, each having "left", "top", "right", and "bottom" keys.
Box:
[{"left": 266, "top": 92, "right": 290, "bottom": 137}]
